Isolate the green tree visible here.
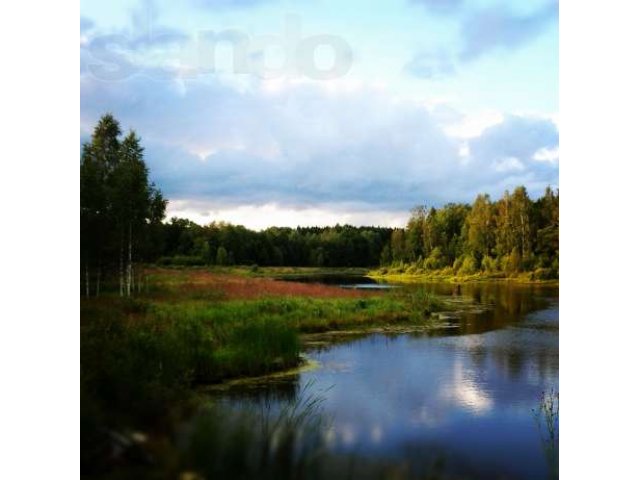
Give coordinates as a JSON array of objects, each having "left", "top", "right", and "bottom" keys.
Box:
[
  {"left": 80, "top": 114, "right": 121, "bottom": 296},
  {"left": 80, "top": 115, "right": 165, "bottom": 296},
  {"left": 406, "top": 206, "right": 426, "bottom": 261},
  {"left": 216, "top": 246, "right": 229, "bottom": 266},
  {"left": 533, "top": 187, "right": 559, "bottom": 269},
  {"left": 390, "top": 229, "right": 407, "bottom": 263},
  {"left": 511, "top": 186, "right": 533, "bottom": 259},
  {"left": 422, "top": 207, "right": 440, "bottom": 258},
  {"left": 465, "top": 194, "right": 495, "bottom": 260}
]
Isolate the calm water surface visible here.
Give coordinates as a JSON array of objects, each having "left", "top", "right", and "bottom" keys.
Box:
[{"left": 216, "top": 281, "right": 559, "bottom": 479}]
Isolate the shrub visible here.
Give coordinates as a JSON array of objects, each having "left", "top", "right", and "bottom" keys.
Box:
[
  {"left": 481, "top": 255, "right": 498, "bottom": 273},
  {"left": 457, "top": 255, "right": 478, "bottom": 275},
  {"left": 501, "top": 248, "right": 522, "bottom": 274},
  {"left": 452, "top": 256, "right": 463, "bottom": 273},
  {"left": 532, "top": 267, "right": 556, "bottom": 280},
  {"left": 424, "top": 247, "right": 446, "bottom": 270}
]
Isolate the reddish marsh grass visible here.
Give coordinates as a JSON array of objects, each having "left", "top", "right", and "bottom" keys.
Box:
[{"left": 146, "top": 267, "right": 380, "bottom": 300}]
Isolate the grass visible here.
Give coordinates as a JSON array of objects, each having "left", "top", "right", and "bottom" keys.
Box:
[
  {"left": 369, "top": 267, "right": 559, "bottom": 285},
  {"left": 142, "top": 266, "right": 379, "bottom": 300},
  {"left": 81, "top": 267, "right": 454, "bottom": 477},
  {"left": 89, "top": 380, "right": 459, "bottom": 480},
  {"left": 81, "top": 270, "right": 446, "bottom": 415},
  {"left": 82, "top": 294, "right": 420, "bottom": 403},
  {"left": 533, "top": 389, "right": 559, "bottom": 480}
]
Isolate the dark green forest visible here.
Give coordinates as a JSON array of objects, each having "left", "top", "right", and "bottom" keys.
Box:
[
  {"left": 158, "top": 219, "right": 393, "bottom": 268},
  {"left": 81, "top": 114, "right": 559, "bottom": 295}
]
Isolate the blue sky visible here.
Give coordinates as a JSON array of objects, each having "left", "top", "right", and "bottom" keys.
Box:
[{"left": 80, "top": 0, "right": 558, "bottom": 229}]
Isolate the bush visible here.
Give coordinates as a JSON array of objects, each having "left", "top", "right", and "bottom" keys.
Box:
[
  {"left": 457, "top": 255, "right": 478, "bottom": 275},
  {"left": 424, "top": 247, "right": 446, "bottom": 270},
  {"left": 532, "top": 267, "right": 557, "bottom": 280},
  {"left": 405, "top": 264, "right": 418, "bottom": 274},
  {"left": 481, "top": 255, "right": 498, "bottom": 273},
  {"left": 452, "top": 256, "right": 463, "bottom": 272},
  {"left": 501, "top": 248, "right": 522, "bottom": 274}
]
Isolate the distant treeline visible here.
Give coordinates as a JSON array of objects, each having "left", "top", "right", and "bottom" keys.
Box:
[
  {"left": 158, "top": 220, "right": 393, "bottom": 268},
  {"left": 380, "top": 186, "right": 559, "bottom": 279}
]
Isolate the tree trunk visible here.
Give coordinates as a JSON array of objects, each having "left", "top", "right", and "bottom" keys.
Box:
[{"left": 96, "top": 266, "right": 101, "bottom": 297}]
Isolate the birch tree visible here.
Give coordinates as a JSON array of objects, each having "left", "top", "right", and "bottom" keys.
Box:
[
  {"left": 80, "top": 115, "right": 121, "bottom": 296},
  {"left": 80, "top": 115, "right": 166, "bottom": 296}
]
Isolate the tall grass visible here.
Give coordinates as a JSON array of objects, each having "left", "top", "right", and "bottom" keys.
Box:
[
  {"left": 90, "top": 380, "right": 457, "bottom": 480},
  {"left": 81, "top": 287, "right": 447, "bottom": 420},
  {"left": 180, "top": 382, "right": 329, "bottom": 480},
  {"left": 400, "top": 287, "right": 445, "bottom": 320},
  {"left": 533, "top": 389, "right": 559, "bottom": 480}
]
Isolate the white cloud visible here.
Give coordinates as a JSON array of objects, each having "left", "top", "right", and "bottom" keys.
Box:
[
  {"left": 166, "top": 200, "right": 409, "bottom": 229},
  {"left": 533, "top": 146, "right": 559, "bottom": 163},
  {"left": 494, "top": 156, "right": 525, "bottom": 172},
  {"left": 444, "top": 110, "right": 504, "bottom": 139}
]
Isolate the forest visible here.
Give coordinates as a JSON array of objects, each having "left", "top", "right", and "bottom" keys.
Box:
[
  {"left": 380, "top": 186, "right": 559, "bottom": 279},
  {"left": 81, "top": 113, "right": 559, "bottom": 297}
]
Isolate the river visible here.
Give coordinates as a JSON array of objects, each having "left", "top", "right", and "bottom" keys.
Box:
[{"left": 209, "top": 280, "right": 559, "bottom": 479}]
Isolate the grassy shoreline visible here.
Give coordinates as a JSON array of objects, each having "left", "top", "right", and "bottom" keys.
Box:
[
  {"left": 81, "top": 267, "right": 451, "bottom": 440},
  {"left": 368, "top": 272, "right": 559, "bottom": 285},
  {"left": 368, "top": 267, "right": 559, "bottom": 285},
  {"left": 81, "top": 266, "right": 531, "bottom": 476}
]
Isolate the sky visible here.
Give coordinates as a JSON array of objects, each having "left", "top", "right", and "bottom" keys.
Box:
[{"left": 80, "top": 0, "right": 558, "bottom": 230}]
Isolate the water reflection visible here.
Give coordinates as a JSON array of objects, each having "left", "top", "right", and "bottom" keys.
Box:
[
  {"left": 442, "top": 358, "right": 494, "bottom": 414},
  {"left": 214, "top": 282, "right": 559, "bottom": 480}
]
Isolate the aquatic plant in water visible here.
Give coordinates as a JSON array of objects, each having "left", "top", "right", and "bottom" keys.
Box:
[{"left": 533, "top": 389, "right": 559, "bottom": 479}]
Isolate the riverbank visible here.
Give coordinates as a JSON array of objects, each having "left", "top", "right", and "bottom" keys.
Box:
[
  {"left": 82, "top": 266, "right": 556, "bottom": 478},
  {"left": 81, "top": 267, "right": 452, "bottom": 442},
  {"left": 369, "top": 267, "right": 559, "bottom": 285}
]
